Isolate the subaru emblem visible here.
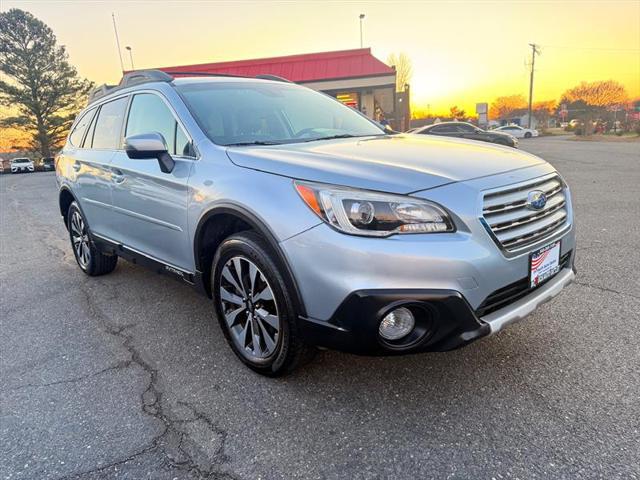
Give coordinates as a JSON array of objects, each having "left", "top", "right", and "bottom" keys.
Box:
[{"left": 526, "top": 190, "right": 547, "bottom": 210}]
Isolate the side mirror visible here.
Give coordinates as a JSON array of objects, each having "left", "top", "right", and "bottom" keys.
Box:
[{"left": 124, "top": 132, "right": 175, "bottom": 173}]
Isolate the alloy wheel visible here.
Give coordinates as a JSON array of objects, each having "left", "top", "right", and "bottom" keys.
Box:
[
  {"left": 70, "top": 210, "right": 91, "bottom": 269},
  {"left": 219, "top": 256, "right": 280, "bottom": 360}
]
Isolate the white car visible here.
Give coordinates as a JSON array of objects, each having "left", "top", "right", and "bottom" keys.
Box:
[
  {"left": 11, "top": 158, "right": 35, "bottom": 173},
  {"left": 495, "top": 125, "right": 539, "bottom": 139}
]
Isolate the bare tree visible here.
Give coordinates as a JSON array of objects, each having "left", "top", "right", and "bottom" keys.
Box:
[
  {"left": 449, "top": 106, "right": 466, "bottom": 120},
  {"left": 489, "top": 95, "right": 527, "bottom": 120},
  {"left": 387, "top": 52, "right": 412, "bottom": 92},
  {"left": 561, "top": 80, "right": 628, "bottom": 107}
]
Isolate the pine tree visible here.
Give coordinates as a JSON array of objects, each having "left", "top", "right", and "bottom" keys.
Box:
[{"left": 0, "top": 8, "right": 93, "bottom": 156}]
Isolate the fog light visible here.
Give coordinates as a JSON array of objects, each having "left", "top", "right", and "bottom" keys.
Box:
[{"left": 379, "top": 307, "right": 415, "bottom": 340}]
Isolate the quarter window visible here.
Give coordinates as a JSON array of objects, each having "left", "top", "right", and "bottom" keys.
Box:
[
  {"left": 68, "top": 109, "right": 96, "bottom": 147},
  {"left": 125, "top": 93, "right": 191, "bottom": 156},
  {"left": 92, "top": 97, "right": 129, "bottom": 150}
]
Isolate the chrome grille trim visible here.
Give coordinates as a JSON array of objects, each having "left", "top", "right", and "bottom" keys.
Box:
[{"left": 481, "top": 174, "right": 569, "bottom": 252}]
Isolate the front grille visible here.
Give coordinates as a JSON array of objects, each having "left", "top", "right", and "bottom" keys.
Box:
[
  {"left": 482, "top": 174, "right": 569, "bottom": 251},
  {"left": 475, "top": 250, "right": 572, "bottom": 317}
]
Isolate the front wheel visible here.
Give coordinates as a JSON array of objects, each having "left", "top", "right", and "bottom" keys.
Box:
[
  {"left": 67, "top": 202, "right": 118, "bottom": 276},
  {"left": 211, "top": 231, "right": 312, "bottom": 376},
  {"left": 524, "top": 132, "right": 532, "bottom": 138}
]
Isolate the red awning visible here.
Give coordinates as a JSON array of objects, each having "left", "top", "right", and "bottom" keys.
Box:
[{"left": 157, "top": 48, "right": 395, "bottom": 83}]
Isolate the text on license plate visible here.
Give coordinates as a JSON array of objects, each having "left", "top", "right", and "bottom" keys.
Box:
[{"left": 530, "top": 241, "right": 560, "bottom": 288}]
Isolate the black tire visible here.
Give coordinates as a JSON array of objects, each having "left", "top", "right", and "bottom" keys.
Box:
[
  {"left": 211, "top": 231, "right": 313, "bottom": 376},
  {"left": 524, "top": 132, "right": 532, "bottom": 138},
  {"left": 67, "top": 202, "right": 118, "bottom": 276}
]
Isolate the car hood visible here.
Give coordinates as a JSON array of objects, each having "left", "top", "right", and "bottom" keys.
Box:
[{"left": 226, "top": 134, "right": 546, "bottom": 194}]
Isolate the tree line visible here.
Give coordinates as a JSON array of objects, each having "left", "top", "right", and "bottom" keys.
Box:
[{"left": 489, "top": 80, "right": 631, "bottom": 123}]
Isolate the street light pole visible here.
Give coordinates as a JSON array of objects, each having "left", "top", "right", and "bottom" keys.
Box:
[
  {"left": 359, "top": 14, "right": 365, "bottom": 48},
  {"left": 125, "top": 46, "right": 135, "bottom": 71}
]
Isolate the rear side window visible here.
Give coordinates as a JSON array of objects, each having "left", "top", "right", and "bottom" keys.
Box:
[
  {"left": 68, "top": 109, "right": 96, "bottom": 147},
  {"left": 92, "top": 97, "right": 128, "bottom": 150},
  {"left": 125, "top": 93, "right": 191, "bottom": 156}
]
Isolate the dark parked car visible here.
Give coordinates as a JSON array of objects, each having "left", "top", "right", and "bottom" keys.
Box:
[
  {"left": 411, "top": 122, "right": 518, "bottom": 148},
  {"left": 41, "top": 157, "right": 55, "bottom": 171}
]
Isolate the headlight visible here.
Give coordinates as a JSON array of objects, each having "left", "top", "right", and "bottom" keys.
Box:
[{"left": 294, "top": 181, "right": 454, "bottom": 237}]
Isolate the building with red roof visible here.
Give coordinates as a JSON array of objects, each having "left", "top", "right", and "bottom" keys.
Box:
[{"left": 158, "top": 48, "right": 408, "bottom": 129}]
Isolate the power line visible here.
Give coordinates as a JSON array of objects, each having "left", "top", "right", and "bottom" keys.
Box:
[{"left": 540, "top": 44, "right": 640, "bottom": 52}]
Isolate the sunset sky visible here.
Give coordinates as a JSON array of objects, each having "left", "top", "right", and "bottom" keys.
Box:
[{"left": 2, "top": 0, "right": 639, "bottom": 117}]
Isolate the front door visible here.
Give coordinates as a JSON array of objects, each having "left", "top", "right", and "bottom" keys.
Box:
[{"left": 109, "top": 92, "right": 195, "bottom": 271}]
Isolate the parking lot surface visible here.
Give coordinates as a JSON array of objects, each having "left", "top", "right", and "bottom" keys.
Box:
[{"left": 1, "top": 136, "right": 639, "bottom": 479}]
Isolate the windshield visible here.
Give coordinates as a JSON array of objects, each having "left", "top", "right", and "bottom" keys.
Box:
[
  {"left": 177, "top": 81, "right": 385, "bottom": 146},
  {"left": 12, "top": 158, "right": 29, "bottom": 163}
]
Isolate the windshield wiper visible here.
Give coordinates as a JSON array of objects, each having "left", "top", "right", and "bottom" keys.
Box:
[
  {"left": 302, "top": 134, "right": 359, "bottom": 142},
  {"left": 225, "top": 140, "right": 282, "bottom": 146}
]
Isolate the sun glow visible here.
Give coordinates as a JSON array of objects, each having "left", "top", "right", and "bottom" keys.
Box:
[{"left": 1, "top": 0, "right": 638, "bottom": 149}]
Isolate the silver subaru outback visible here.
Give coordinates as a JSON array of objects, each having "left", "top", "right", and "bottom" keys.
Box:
[{"left": 56, "top": 70, "right": 576, "bottom": 376}]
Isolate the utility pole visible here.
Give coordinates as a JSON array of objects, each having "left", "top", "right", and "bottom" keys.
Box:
[
  {"left": 359, "top": 14, "right": 365, "bottom": 48},
  {"left": 112, "top": 13, "right": 125, "bottom": 74},
  {"left": 527, "top": 43, "right": 541, "bottom": 129}
]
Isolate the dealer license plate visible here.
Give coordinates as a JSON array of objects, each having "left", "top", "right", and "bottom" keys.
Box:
[{"left": 530, "top": 241, "right": 560, "bottom": 288}]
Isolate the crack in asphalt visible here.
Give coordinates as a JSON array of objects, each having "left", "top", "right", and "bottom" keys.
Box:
[
  {"left": 8, "top": 360, "right": 133, "bottom": 391},
  {"left": 54, "top": 285, "right": 240, "bottom": 480}
]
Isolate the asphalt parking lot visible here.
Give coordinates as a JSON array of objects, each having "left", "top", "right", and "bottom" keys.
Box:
[{"left": 1, "top": 136, "right": 639, "bottom": 480}]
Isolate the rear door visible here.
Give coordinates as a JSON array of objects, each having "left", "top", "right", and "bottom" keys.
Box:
[
  {"left": 109, "top": 92, "right": 195, "bottom": 271},
  {"left": 66, "top": 97, "right": 128, "bottom": 239}
]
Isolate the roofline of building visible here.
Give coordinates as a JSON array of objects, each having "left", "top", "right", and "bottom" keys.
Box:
[{"left": 155, "top": 48, "right": 394, "bottom": 74}]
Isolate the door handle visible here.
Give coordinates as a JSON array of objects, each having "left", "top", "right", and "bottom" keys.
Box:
[
  {"left": 111, "top": 169, "right": 125, "bottom": 184},
  {"left": 72, "top": 161, "right": 81, "bottom": 172}
]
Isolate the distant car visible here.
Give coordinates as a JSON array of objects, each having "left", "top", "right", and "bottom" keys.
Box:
[
  {"left": 411, "top": 122, "right": 518, "bottom": 148},
  {"left": 10, "top": 158, "right": 35, "bottom": 173},
  {"left": 495, "top": 125, "right": 539, "bottom": 139},
  {"left": 41, "top": 157, "right": 55, "bottom": 171}
]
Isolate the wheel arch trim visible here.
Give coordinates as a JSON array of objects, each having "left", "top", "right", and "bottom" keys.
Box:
[{"left": 193, "top": 203, "right": 307, "bottom": 316}]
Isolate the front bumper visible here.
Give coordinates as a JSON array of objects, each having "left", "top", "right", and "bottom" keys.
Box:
[
  {"left": 282, "top": 165, "right": 576, "bottom": 355},
  {"left": 298, "top": 266, "right": 575, "bottom": 355}
]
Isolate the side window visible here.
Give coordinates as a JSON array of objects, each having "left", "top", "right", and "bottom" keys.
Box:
[
  {"left": 126, "top": 93, "right": 190, "bottom": 156},
  {"left": 457, "top": 124, "right": 475, "bottom": 133},
  {"left": 92, "top": 97, "right": 128, "bottom": 149},
  {"left": 175, "top": 124, "right": 191, "bottom": 157},
  {"left": 82, "top": 108, "right": 99, "bottom": 148},
  {"left": 432, "top": 125, "right": 454, "bottom": 134},
  {"left": 68, "top": 109, "right": 96, "bottom": 147}
]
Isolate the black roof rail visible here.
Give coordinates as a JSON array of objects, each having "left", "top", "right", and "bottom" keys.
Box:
[
  {"left": 255, "top": 74, "right": 292, "bottom": 83},
  {"left": 119, "top": 69, "right": 173, "bottom": 87},
  {"left": 87, "top": 84, "right": 118, "bottom": 104},
  {"left": 87, "top": 69, "right": 174, "bottom": 105},
  {"left": 163, "top": 71, "right": 244, "bottom": 79}
]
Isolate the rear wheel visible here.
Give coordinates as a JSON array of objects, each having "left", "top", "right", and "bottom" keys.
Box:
[
  {"left": 68, "top": 202, "right": 117, "bottom": 276},
  {"left": 212, "top": 231, "right": 312, "bottom": 376}
]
